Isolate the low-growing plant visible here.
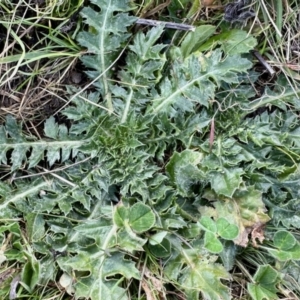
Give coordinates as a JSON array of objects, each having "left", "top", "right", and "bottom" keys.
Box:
[{"left": 1, "top": 0, "right": 300, "bottom": 299}]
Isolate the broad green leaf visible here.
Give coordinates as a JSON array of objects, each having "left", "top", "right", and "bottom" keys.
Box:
[
  {"left": 0, "top": 222, "right": 21, "bottom": 235},
  {"left": 164, "top": 254, "right": 184, "bottom": 281},
  {"left": 181, "top": 25, "right": 216, "bottom": 58},
  {"left": 44, "top": 116, "right": 59, "bottom": 139},
  {"left": 70, "top": 252, "right": 140, "bottom": 300},
  {"left": 279, "top": 260, "right": 300, "bottom": 291},
  {"left": 219, "top": 241, "right": 237, "bottom": 271},
  {"left": 267, "top": 243, "right": 300, "bottom": 261},
  {"left": 267, "top": 249, "right": 292, "bottom": 261},
  {"left": 199, "top": 29, "right": 257, "bottom": 54},
  {"left": 216, "top": 218, "right": 239, "bottom": 240},
  {"left": 253, "top": 265, "right": 281, "bottom": 288},
  {"left": 166, "top": 149, "right": 204, "bottom": 196},
  {"left": 102, "top": 252, "right": 141, "bottom": 280},
  {"left": 0, "top": 250, "right": 6, "bottom": 265},
  {"left": 204, "top": 232, "right": 223, "bottom": 253},
  {"left": 149, "top": 231, "right": 168, "bottom": 245},
  {"left": 248, "top": 265, "right": 281, "bottom": 300},
  {"left": 248, "top": 284, "right": 279, "bottom": 300},
  {"left": 289, "top": 244, "right": 300, "bottom": 260},
  {"left": 21, "top": 253, "right": 40, "bottom": 292},
  {"left": 210, "top": 168, "right": 244, "bottom": 197},
  {"left": 148, "top": 238, "right": 172, "bottom": 258},
  {"left": 25, "top": 213, "right": 45, "bottom": 242},
  {"left": 205, "top": 187, "right": 270, "bottom": 247},
  {"left": 39, "top": 256, "right": 57, "bottom": 285}
]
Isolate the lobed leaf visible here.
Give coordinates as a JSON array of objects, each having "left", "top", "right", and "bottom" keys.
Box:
[
  {"left": 77, "top": 0, "right": 137, "bottom": 113},
  {"left": 248, "top": 265, "right": 281, "bottom": 300},
  {"left": 150, "top": 49, "right": 252, "bottom": 114}
]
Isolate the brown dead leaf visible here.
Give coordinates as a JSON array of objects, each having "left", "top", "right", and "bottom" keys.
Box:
[
  {"left": 0, "top": 268, "right": 16, "bottom": 286},
  {"left": 141, "top": 266, "right": 166, "bottom": 300},
  {"left": 235, "top": 222, "right": 266, "bottom": 247},
  {"left": 251, "top": 222, "right": 265, "bottom": 247},
  {"left": 141, "top": 279, "right": 156, "bottom": 300},
  {"left": 235, "top": 227, "right": 251, "bottom": 247},
  {"left": 202, "top": 0, "right": 216, "bottom": 7}
]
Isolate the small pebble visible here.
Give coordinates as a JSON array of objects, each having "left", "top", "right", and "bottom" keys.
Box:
[{"left": 70, "top": 71, "right": 82, "bottom": 84}]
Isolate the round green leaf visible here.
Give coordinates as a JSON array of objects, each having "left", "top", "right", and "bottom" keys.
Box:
[
  {"left": 204, "top": 232, "right": 223, "bottom": 253},
  {"left": 113, "top": 205, "right": 128, "bottom": 228},
  {"left": 267, "top": 248, "right": 292, "bottom": 261},
  {"left": 200, "top": 216, "right": 217, "bottom": 233},
  {"left": 148, "top": 238, "right": 171, "bottom": 258},
  {"left": 273, "top": 231, "right": 296, "bottom": 251},
  {"left": 129, "top": 203, "right": 155, "bottom": 233},
  {"left": 216, "top": 218, "right": 239, "bottom": 240}
]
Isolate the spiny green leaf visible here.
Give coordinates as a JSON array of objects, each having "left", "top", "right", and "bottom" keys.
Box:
[
  {"left": 129, "top": 25, "right": 166, "bottom": 60},
  {"left": 102, "top": 252, "right": 141, "bottom": 280},
  {"left": 179, "top": 258, "right": 230, "bottom": 300},
  {"left": 75, "top": 277, "right": 127, "bottom": 300},
  {"left": 150, "top": 49, "right": 252, "bottom": 114},
  {"left": 117, "top": 25, "right": 166, "bottom": 122},
  {"left": 271, "top": 198, "right": 300, "bottom": 229},
  {"left": 117, "top": 229, "right": 146, "bottom": 252},
  {"left": 0, "top": 115, "right": 86, "bottom": 170},
  {"left": 77, "top": 0, "right": 137, "bottom": 113},
  {"left": 0, "top": 179, "right": 52, "bottom": 217},
  {"left": 62, "top": 251, "right": 140, "bottom": 300}
]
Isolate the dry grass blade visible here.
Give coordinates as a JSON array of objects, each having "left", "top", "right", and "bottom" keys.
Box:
[{"left": 0, "top": 0, "right": 82, "bottom": 124}]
